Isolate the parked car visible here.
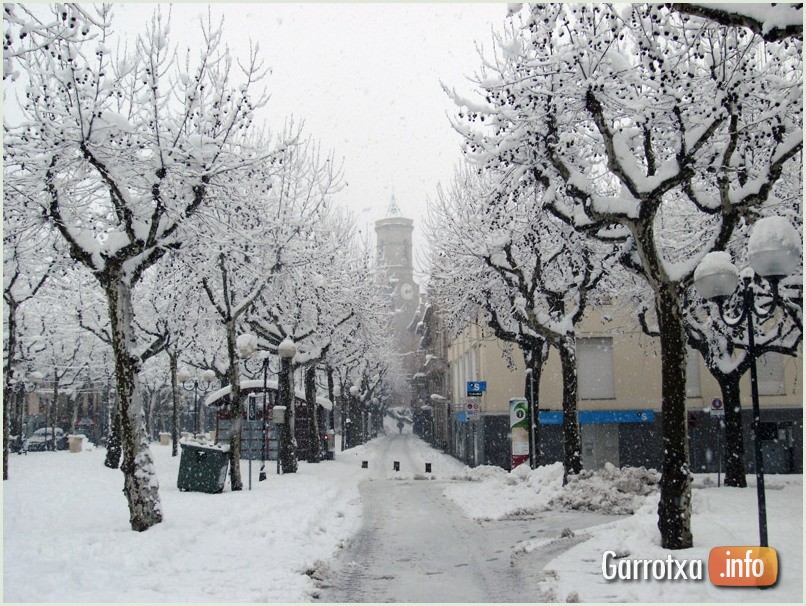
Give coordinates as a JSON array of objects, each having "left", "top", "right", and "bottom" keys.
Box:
[
  {"left": 9, "top": 434, "right": 28, "bottom": 454},
  {"left": 27, "top": 427, "right": 68, "bottom": 451}
]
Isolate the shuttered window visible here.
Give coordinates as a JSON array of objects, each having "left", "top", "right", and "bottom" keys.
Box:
[
  {"left": 686, "top": 348, "right": 701, "bottom": 398},
  {"left": 757, "top": 353, "right": 785, "bottom": 396},
  {"left": 577, "top": 337, "right": 615, "bottom": 400}
]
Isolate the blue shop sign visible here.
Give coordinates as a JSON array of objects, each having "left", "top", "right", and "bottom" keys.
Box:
[
  {"left": 538, "top": 411, "right": 564, "bottom": 425},
  {"left": 538, "top": 410, "right": 655, "bottom": 425}
]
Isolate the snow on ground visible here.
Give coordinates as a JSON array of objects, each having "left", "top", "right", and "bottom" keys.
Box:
[
  {"left": 3, "top": 441, "right": 365, "bottom": 603},
  {"left": 4, "top": 433, "right": 803, "bottom": 603},
  {"left": 445, "top": 463, "right": 803, "bottom": 602}
]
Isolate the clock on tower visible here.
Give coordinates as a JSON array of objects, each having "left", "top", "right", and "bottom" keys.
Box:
[{"left": 400, "top": 282, "right": 415, "bottom": 301}]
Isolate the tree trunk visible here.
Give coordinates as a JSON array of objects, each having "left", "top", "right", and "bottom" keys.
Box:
[
  {"left": 304, "top": 365, "right": 321, "bottom": 463},
  {"left": 3, "top": 382, "right": 10, "bottom": 481},
  {"left": 104, "top": 409, "right": 122, "bottom": 468},
  {"left": 198, "top": 383, "right": 206, "bottom": 433},
  {"left": 347, "top": 393, "right": 361, "bottom": 448},
  {"left": 141, "top": 389, "right": 151, "bottom": 442},
  {"left": 51, "top": 371, "right": 60, "bottom": 450},
  {"left": 327, "top": 366, "right": 336, "bottom": 456},
  {"left": 523, "top": 345, "right": 544, "bottom": 469},
  {"left": 225, "top": 321, "right": 244, "bottom": 490},
  {"left": 559, "top": 337, "right": 582, "bottom": 483},
  {"left": 169, "top": 350, "right": 180, "bottom": 457},
  {"left": 4, "top": 298, "right": 19, "bottom": 480},
  {"left": 106, "top": 278, "right": 163, "bottom": 532},
  {"left": 104, "top": 376, "right": 121, "bottom": 468},
  {"left": 720, "top": 374, "right": 747, "bottom": 488},
  {"left": 655, "top": 287, "right": 693, "bottom": 550}
]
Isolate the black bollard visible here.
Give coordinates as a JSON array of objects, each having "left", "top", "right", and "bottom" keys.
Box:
[
  {"left": 393, "top": 461, "right": 400, "bottom": 472},
  {"left": 425, "top": 463, "right": 432, "bottom": 473},
  {"left": 361, "top": 460, "right": 368, "bottom": 469}
]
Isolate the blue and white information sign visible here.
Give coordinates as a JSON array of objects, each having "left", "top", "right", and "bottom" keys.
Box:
[{"left": 466, "top": 381, "right": 487, "bottom": 396}]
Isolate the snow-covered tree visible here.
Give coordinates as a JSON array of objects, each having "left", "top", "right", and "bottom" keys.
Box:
[
  {"left": 451, "top": 3, "right": 802, "bottom": 548},
  {"left": 3, "top": 7, "right": 279, "bottom": 530},
  {"left": 668, "top": 4, "right": 803, "bottom": 43},
  {"left": 3, "top": 198, "right": 55, "bottom": 479},
  {"left": 189, "top": 133, "right": 341, "bottom": 483},
  {"left": 427, "top": 165, "right": 616, "bottom": 480},
  {"left": 3, "top": 3, "right": 107, "bottom": 81}
]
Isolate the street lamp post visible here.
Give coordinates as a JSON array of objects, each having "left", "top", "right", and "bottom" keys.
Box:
[
  {"left": 278, "top": 338, "right": 297, "bottom": 474},
  {"left": 694, "top": 216, "right": 801, "bottom": 548},
  {"left": 348, "top": 385, "right": 359, "bottom": 449},
  {"left": 178, "top": 370, "right": 215, "bottom": 435},
  {"left": 8, "top": 372, "right": 39, "bottom": 453},
  {"left": 243, "top": 350, "right": 274, "bottom": 482}
]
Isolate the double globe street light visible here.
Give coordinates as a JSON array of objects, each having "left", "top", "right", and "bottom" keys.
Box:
[
  {"left": 177, "top": 369, "right": 216, "bottom": 435},
  {"left": 694, "top": 216, "right": 801, "bottom": 548},
  {"left": 242, "top": 347, "right": 277, "bottom": 481}
]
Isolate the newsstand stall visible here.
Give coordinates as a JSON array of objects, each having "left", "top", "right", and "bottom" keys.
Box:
[{"left": 203, "top": 379, "right": 332, "bottom": 462}]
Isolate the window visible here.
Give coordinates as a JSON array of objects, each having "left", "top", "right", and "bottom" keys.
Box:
[
  {"left": 577, "top": 337, "right": 615, "bottom": 400},
  {"left": 757, "top": 353, "right": 785, "bottom": 396},
  {"left": 452, "top": 363, "right": 460, "bottom": 404},
  {"left": 686, "top": 348, "right": 701, "bottom": 398}
]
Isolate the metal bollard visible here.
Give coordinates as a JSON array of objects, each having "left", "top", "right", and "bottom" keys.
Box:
[
  {"left": 425, "top": 463, "right": 432, "bottom": 473},
  {"left": 393, "top": 461, "right": 400, "bottom": 472}
]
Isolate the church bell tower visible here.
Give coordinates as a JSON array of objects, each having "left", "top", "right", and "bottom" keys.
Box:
[
  {"left": 375, "top": 194, "right": 420, "bottom": 404},
  {"left": 375, "top": 193, "right": 420, "bottom": 316}
]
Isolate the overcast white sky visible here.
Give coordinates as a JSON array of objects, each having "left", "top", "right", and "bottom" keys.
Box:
[{"left": 106, "top": 3, "right": 510, "bottom": 284}]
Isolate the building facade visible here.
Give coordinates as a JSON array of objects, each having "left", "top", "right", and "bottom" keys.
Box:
[{"left": 417, "top": 300, "right": 803, "bottom": 474}]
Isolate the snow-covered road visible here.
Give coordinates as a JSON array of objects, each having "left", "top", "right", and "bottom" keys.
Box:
[{"left": 317, "top": 434, "right": 614, "bottom": 602}]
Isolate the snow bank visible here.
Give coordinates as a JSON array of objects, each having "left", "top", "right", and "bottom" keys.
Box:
[
  {"left": 549, "top": 463, "right": 660, "bottom": 515},
  {"left": 547, "top": 475, "right": 802, "bottom": 603},
  {"left": 445, "top": 462, "right": 659, "bottom": 519}
]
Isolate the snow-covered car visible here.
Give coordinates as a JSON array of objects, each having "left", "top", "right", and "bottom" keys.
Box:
[
  {"left": 9, "top": 434, "right": 28, "bottom": 454},
  {"left": 26, "top": 427, "right": 68, "bottom": 452}
]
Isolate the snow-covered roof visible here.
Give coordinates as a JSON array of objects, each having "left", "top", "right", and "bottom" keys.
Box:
[{"left": 204, "top": 379, "right": 332, "bottom": 410}]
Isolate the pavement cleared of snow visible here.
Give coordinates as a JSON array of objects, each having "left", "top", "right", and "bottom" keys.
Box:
[{"left": 316, "top": 434, "right": 618, "bottom": 602}]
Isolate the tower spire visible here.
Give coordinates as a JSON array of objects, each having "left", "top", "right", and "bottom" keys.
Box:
[{"left": 386, "top": 191, "right": 401, "bottom": 217}]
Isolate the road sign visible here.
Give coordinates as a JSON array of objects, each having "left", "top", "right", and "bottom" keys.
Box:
[
  {"left": 710, "top": 398, "right": 725, "bottom": 418},
  {"left": 466, "top": 400, "right": 480, "bottom": 417},
  {"left": 466, "top": 381, "right": 487, "bottom": 396}
]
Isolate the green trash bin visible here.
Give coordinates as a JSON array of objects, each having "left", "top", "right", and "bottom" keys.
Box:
[{"left": 177, "top": 442, "right": 230, "bottom": 493}]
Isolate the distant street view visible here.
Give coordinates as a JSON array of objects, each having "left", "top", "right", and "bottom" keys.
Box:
[{"left": 3, "top": 3, "right": 802, "bottom": 604}]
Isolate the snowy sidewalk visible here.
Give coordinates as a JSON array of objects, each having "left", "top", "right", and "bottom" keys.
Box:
[{"left": 3, "top": 441, "right": 367, "bottom": 602}]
